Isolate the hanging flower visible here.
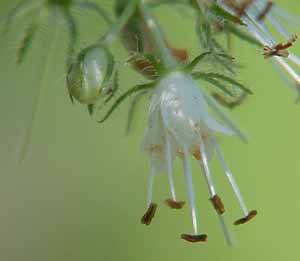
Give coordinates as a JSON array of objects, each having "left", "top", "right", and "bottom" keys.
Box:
[{"left": 141, "top": 71, "right": 257, "bottom": 243}]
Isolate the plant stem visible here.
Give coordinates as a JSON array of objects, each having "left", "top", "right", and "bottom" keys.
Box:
[
  {"left": 138, "top": 0, "right": 178, "bottom": 69},
  {"left": 99, "top": 0, "right": 139, "bottom": 46}
]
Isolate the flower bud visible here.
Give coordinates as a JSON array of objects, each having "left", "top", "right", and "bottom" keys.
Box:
[{"left": 67, "top": 45, "right": 114, "bottom": 105}]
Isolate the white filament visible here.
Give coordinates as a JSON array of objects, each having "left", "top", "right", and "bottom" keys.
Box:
[
  {"left": 165, "top": 134, "right": 177, "bottom": 201},
  {"left": 147, "top": 166, "right": 156, "bottom": 207},
  {"left": 182, "top": 147, "right": 198, "bottom": 235},
  {"left": 198, "top": 134, "right": 217, "bottom": 197},
  {"left": 213, "top": 138, "right": 249, "bottom": 216}
]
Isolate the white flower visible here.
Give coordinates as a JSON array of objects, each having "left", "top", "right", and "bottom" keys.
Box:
[
  {"left": 140, "top": 71, "right": 256, "bottom": 243},
  {"left": 217, "top": 0, "right": 300, "bottom": 100}
]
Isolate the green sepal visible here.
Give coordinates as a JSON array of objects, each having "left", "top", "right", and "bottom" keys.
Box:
[
  {"left": 192, "top": 72, "right": 253, "bottom": 95},
  {"left": 193, "top": 73, "right": 234, "bottom": 96},
  {"left": 104, "top": 70, "right": 119, "bottom": 104},
  {"left": 99, "top": 82, "right": 156, "bottom": 123},
  {"left": 126, "top": 52, "right": 165, "bottom": 79},
  {"left": 184, "top": 51, "right": 211, "bottom": 72}
]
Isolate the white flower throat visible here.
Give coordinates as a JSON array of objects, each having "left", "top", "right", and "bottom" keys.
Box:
[{"left": 141, "top": 71, "right": 257, "bottom": 243}]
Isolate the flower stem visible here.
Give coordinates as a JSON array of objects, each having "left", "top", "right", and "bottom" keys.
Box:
[
  {"left": 138, "top": 0, "right": 178, "bottom": 69},
  {"left": 99, "top": 0, "right": 139, "bottom": 46}
]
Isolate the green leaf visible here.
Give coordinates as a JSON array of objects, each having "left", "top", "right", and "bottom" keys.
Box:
[{"left": 99, "top": 82, "right": 155, "bottom": 123}]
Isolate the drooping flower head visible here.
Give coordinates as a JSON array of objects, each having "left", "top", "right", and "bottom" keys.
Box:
[{"left": 141, "top": 70, "right": 257, "bottom": 243}]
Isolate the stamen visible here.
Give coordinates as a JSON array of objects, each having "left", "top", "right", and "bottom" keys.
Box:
[
  {"left": 182, "top": 148, "right": 198, "bottom": 234},
  {"left": 181, "top": 234, "right": 207, "bottom": 243},
  {"left": 165, "top": 199, "right": 186, "bottom": 209},
  {"left": 234, "top": 210, "right": 258, "bottom": 225},
  {"left": 217, "top": 214, "right": 235, "bottom": 246},
  {"left": 213, "top": 138, "right": 249, "bottom": 216},
  {"left": 210, "top": 195, "right": 225, "bottom": 215},
  {"left": 165, "top": 134, "right": 177, "bottom": 201},
  {"left": 141, "top": 203, "right": 158, "bottom": 225},
  {"left": 165, "top": 135, "right": 186, "bottom": 209},
  {"left": 147, "top": 166, "right": 155, "bottom": 207},
  {"left": 182, "top": 147, "right": 199, "bottom": 235},
  {"left": 141, "top": 166, "right": 157, "bottom": 226},
  {"left": 237, "top": 15, "right": 300, "bottom": 90},
  {"left": 198, "top": 135, "right": 217, "bottom": 198},
  {"left": 263, "top": 35, "right": 297, "bottom": 58}
]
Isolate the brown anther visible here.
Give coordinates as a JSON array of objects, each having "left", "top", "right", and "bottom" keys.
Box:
[
  {"left": 149, "top": 144, "right": 163, "bottom": 153},
  {"left": 165, "top": 199, "right": 186, "bottom": 209},
  {"left": 210, "top": 195, "right": 226, "bottom": 215},
  {"left": 181, "top": 234, "right": 208, "bottom": 243},
  {"left": 257, "top": 1, "right": 273, "bottom": 21},
  {"left": 234, "top": 210, "right": 257, "bottom": 225},
  {"left": 141, "top": 203, "right": 157, "bottom": 226},
  {"left": 192, "top": 149, "right": 202, "bottom": 161},
  {"left": 263, "top": 35, "right": 298, "bottom": 58}
]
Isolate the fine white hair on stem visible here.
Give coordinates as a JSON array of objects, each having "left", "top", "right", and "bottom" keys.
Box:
[
  {"left": 213, "top": 137, "right": 249, "bottom": 216},
  {"left": 182, "top": 146, "right": 198, "bottom": 235},
  {"left": 165, "top": 133, "right": 177, "bottom": 201}
]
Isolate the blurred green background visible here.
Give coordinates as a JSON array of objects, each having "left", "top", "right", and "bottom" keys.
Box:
[{"left": 0, "top": 0, "right": 300, "bottom": 260}]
